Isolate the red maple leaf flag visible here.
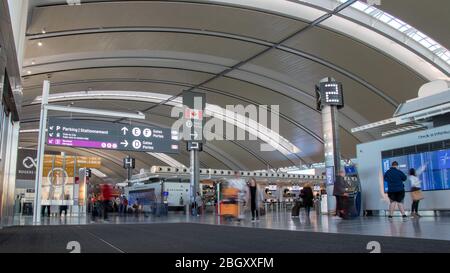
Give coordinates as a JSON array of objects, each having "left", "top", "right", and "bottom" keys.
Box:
[{"left": 184, "top": 108, "right": 203, "bottom": 120}]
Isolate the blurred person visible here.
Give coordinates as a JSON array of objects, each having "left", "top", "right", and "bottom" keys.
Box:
[
  {"left": 133, "top": 198, "right": 140, "bottom": 216},
  {"left": 300, "top": 185, "right": 314, "bottom": 217},
  {"left": 118, "top": 195, "right": 124, "bottom": 214},
  {"left": 384, "top": 161, "right": 407, "bottom": 219},
  {"left": 59, "top": 194, "right": 70, "bottom": 217},
  {"left": 195, "top": 192, "right": 203, "bottom": 216},
  {"left": 122, "top": 196, "right": 129, "bottom": 214},
  {"left": 264, "top": 188, "right": 271, "bottom": 200},
  {"left": 333, "top": 170, "right": 348, "bottom": 218},
  {"left": 114, "top": 196, "right": 120, "bottom": 213},
  {"left": 90, "top": 194, "right": 101, "bottom": 221},
  {"left": 409, "top": 166, "right": 425, "bottom": 217},
  {"left": 247, "top": 178, "right": 259, "bottom": 222},
  {"left": 100, "top": 184, "right": 113, "bottom": 220},
  {"left": 314, "top": 193, "right": 322, "bottom": 215}
]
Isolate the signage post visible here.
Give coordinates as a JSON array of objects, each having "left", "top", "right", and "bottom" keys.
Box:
[
  {"left": 316, "top": 77, "right": 344, "bottom": 214},
  {"left": 123, "top": 156, "right": 135, "bottom": 182},
  {"left": 183, "top": 91, "right": 205, "bottom": 215}
]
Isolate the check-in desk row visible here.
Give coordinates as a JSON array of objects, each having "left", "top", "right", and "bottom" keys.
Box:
[{"left": 263, "top": 199, "right": 296, "bottom": 211}]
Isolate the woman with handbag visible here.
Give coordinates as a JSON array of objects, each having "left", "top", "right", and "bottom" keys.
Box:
[{"left": 409, "top": 167, "right": 424, "bottom": 217}]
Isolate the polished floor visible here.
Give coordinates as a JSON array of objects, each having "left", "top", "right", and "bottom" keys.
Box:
[
  {"left": 2, "top": 222, "right": 450, "bottom": 253},
  {"left": 11, "top": 209, "right": 450, "bottom": 242}
]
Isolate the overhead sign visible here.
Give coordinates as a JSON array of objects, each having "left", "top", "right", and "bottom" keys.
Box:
[
  {"left": 123, "top": 156, "right": 136, "bottom": 169},
  {"left": 47, "top": 118, "right": 179, "bottom": 153},
  {"left": 187, "top": 141, "right": 203, "bottom": 151},
  {"left": 182, "top": 91, "right": 206, "bottom": 143}
]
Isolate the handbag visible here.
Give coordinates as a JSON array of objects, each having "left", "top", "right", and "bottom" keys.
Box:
[{"left": 411, "top": 189, "right": 424, "bottom": 201}]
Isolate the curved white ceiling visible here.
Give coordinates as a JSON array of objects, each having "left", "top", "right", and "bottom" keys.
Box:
[{"left": 208, "top": 0, "right": 449, "bottom": 79}]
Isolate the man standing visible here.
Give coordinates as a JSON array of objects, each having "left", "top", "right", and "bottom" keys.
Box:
[
  {"left": 333, "top": 170, "right": 348, "bottom": 218},
  {"left": 384, "top": 161, "right": 407, "bottom": 219},
  {"left": 247, "top": 178, "right": 259, "bottom": 222}
]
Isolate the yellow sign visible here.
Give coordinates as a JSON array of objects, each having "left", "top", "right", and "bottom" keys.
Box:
[{"left": 43, "top": 155, "right": 101, "bottom": 177}]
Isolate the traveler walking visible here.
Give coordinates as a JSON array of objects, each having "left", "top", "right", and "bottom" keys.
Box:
[
  {"left": 247, "top": 178, "right": 259, "bottom": 221},
  {"left": 314, "top": 193, "right": 322, "bottom": 215},
  {"left": 409, "top": 166, "right": 425, "bottom": 217},
  {"left": 122, "top": 196, "right": 129, "bottom": 215},
  {"left": 300, "top": 185, "right": 314, "bottom": 217},
  {"left": 195, "top": 192, "right": 203, "bottom": 216},
  {"left": 100, "top": 184, "right": 112, "bottom": 221},
  {"left": 384, "top": 161, "right": 408, "bottom": 219},
  {"left": 333, "top": 170, "right": 348, "bottom": 218}
]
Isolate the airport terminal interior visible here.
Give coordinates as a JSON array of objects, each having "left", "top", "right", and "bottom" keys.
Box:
[{"left": 0, "top": 0, "right": 450, "bottom": 254}]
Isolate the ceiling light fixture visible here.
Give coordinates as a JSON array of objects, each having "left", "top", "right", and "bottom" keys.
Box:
[
  {"left": 37, "top": 42, "right": 43, "bottom": 46},
  {"left": 91, "top": 168, "right": 108, "bottom": 178}
]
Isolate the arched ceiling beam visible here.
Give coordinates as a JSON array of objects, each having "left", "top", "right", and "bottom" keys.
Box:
[
  {"left": 22, "top": 61, "right": 374, "bottom": 145},
  {"left": 26, "top": 26, "right": 401, "bottom": 106},
  {"left": 22, "top": 59, "right": 368, "bottom": 144}
]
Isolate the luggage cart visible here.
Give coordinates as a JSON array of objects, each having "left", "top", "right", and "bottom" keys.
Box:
[{"left": 218, "top": 179, "right": 246, "bottom": 221}]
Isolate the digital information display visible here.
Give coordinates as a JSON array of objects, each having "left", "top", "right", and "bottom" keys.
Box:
[
  {"left": 319, "top": 82, "right": 344, "bottom": 107},
  {"left": 128, "top": 189, "right": 157, "bottom": 206},
  {"left": 381, "top": 148, "right": 450, "bottom": 191},
  {"left": 47, "top": 118, "right": 179, "bottom": 153}
]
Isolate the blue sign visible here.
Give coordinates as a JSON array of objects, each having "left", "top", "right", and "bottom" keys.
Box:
[
  {"left": 163, "top": 191, "right": 169, "bottom": 197},
  {"left": 326, "top": 167, "right": 334, "bottom": 185}
]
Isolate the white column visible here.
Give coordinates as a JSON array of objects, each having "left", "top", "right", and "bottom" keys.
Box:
[{"left": 33, "top": 81, "right": 49, "bottom": 224}]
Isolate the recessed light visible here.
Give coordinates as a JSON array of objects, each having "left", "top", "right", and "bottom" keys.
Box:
[
  {"left": 41, "top": 29, "right": 46, "bottom": 34},
  {"left": 31, "top": 61, "right": 35, "bottom": 65},
  {"left": 27, "top": 71, "right": 32, "bottom": 75},
  {"left": 37, "top": 42, "right": 43, "bottom": 46}
]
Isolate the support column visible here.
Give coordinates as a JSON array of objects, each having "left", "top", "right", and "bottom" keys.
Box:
[
  {"left": 316, "top": 77, "right": 344, "bottom": 215},
  {"left": 33, "top": 80, "right": 50, "bottom": 224},
  {"left": 190, "top": 149, "right": 200, "bottom": 211},
  {"left": 322, "top": 105, "right": 341, "bottom": 214}
]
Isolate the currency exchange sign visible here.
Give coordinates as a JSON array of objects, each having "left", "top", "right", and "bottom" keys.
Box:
[{"left": 47, "top": 118, "right": 179, "bottom": 154}]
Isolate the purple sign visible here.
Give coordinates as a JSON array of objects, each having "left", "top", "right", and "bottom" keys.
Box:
[
  {"left": 46, "top": 118, "right": 179, "bottom": 153},
  {"left": 47, "top": 138, "right": 119, "bottom": 149}
]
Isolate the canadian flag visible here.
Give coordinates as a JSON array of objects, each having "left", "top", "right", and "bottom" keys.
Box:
[{"left": 184, "top": 108, "right": 203, "bottom": 120}]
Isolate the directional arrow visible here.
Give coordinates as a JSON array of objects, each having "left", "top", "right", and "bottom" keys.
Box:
[
  {"left": 121, "top": 127, "right": 129, "bottom": 135},
  {"left": 120, "top": 140, "right": 129, "bottom": 147}
]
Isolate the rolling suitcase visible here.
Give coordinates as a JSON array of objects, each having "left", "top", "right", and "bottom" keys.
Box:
[
  {"left": 340, "top": 195, "right": 357, "bottom": 219},
  {"left": 291, "top": 203, "right": 300, "bottom": 217}
]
